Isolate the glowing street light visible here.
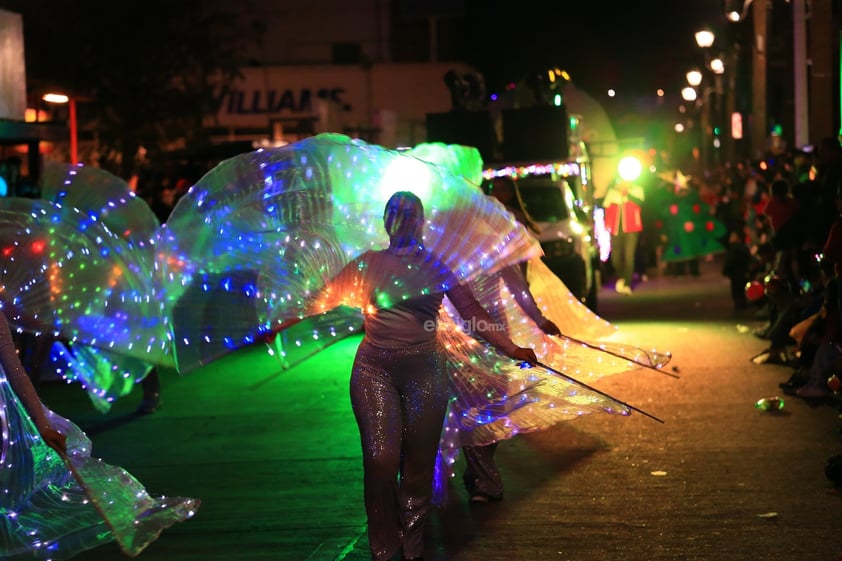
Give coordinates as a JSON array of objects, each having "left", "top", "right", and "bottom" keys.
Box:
[
  {"left": 723, "top": 0, "right": 752, "bottom": 22},
  {"left": 686, "top": 69, "right": 703, "bottom": 87},
  {"left": 681, "top": 87, "right": 698, "bottom": 102},
  {"left": 42, "top": 92, "right": 78, "bottom": 165},
  {"left": 695, "top": 29, "right": 715, "bottom": 49}
]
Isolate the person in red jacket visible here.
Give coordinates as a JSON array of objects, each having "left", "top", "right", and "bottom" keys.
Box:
[{"left": 603, "top": 177, "right": 645, "bottom": 295}]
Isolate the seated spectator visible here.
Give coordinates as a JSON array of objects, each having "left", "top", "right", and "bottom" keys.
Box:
[
  {"left": 779, "top": 257, "right": 832, "bottom": 391},
  {"left": 749, "top": 243, "right": 786, "bottom": 334},
  {"left": 787, "top": 183, "right": 842, "bottom": 400},
  {"left": 793, "top": 284, "right": 842, "bottom": 401},
  {"left": 750, "top": 276, "right": 800, "bottom": 366},
  {"left": 765, "top": 179, "right": 802, "bottom": 291}
]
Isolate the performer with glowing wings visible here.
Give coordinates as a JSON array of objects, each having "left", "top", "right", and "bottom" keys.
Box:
[{"left": 0, "top": 134, "right": 671, "bottom": 560}]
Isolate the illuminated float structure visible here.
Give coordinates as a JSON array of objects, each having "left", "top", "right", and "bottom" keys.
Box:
[{"left": 426, "top": 68, "right": 607, "bottom": 311}]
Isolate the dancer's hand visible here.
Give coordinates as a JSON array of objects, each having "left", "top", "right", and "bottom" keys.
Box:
[
  {"left": 511, "top": 346, "right": 537, "bottom": 365},
  {"left": 540, "top": 319, "right": 561, "bottom": 336},
  {"left": 38, "top": 425, "right": 67, "bottom": 455}
]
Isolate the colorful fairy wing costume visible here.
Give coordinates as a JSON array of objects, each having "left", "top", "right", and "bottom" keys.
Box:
[
  {"left": 432, "top": 260, "right": 670, "bottom": 490},
  {"left": 158, "top": 133, "right": 541, "bottom": 371},
  {"left": 525, "top": 257, "right": 617, "bottom": 340},
  {"left": 3, "top": 162, "right": 363, "bottom": 408},
  {"left": 38, "top": 161, "right": 161, "bottom": 246},
  {"left": 0, "top": 396, "right": 200, "bottom": 559},
  {"left": 184, "top": 136, "right": 664, "bottom": 469},
  {"left": 440, "top": 270, "right": 670, "bottom": 446},
  {"left": 0, "top": 316, "right": 198, "bottom": 560},
  {"left": 0, "top": 196, "right": 169, "bottom": 411},
  {"left": 0, "top": 163, "right": 167, "bottom": 411},
  {"left": 0, "top": 169, "right": 200, "bottom": 557},
  {"left": 405, "top": 142, "right": 486, "bottom": 187}
]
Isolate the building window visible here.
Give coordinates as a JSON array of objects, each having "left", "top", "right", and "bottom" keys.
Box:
[{"left": 332, "top": 43, "right": 362, "bottom": 65}]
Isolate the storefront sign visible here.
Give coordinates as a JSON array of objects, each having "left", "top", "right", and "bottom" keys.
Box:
[{"left": 215, "top": 87, "right": 347, "bottom": 115}]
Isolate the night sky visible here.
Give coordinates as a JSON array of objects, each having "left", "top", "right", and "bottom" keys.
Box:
[{"left": 454, "top": 0, "right": 727, "bottom": 100}]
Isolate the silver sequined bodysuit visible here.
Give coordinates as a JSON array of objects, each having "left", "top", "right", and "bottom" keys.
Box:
[{"left": 323, "top": 246, "right": 518, "bottom": 561}]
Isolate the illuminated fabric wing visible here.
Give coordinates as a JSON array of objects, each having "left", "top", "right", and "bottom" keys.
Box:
[
  {"left": 49, "top": 340, "right": 154, "bottom": 414},
  {"left": 404, "top": 142, "right": 486, "bottom": 187},
  {"left": 526, "top": 257, "right": 618, "bottom": 340},
  {"left": 526, "top": 258, "right": 672, "bottom": 367},
  {"left": 439, "top": 278, "right": 642, "bottom": 453},
  {"left": 432, "top": 265, "right": 672, "bottom": 501},
  {"left": 432, "top": 300, "right": 632, "bottom": 503},
  {"left": 439, "top": 303, "right": 634, "bottom": 442},
  {"left": 438, "top": 266, "right": 672, "bottom": 444},
  {"left": 0, "top": 369, "right": 198, "bottom": 560},
  {"left": 28, "top": 164, "right": 164, "bottom": 409},
  {"left": 158, "top": 133, "right": 540, "bottom": 371},
  {"left": 38, "top": 161, "right": 160, "bottom": 247},
  {"left": 0, "top": 199, "right": 171, "bottom": 368}
]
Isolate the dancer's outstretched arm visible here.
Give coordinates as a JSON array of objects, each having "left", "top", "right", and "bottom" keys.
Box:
[{"left": 0, "top": 314, "right": 67, "bottom": 454}]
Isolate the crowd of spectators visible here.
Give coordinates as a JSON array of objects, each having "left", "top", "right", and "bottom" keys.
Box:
[{"left": 697, "top": 138, "right": 842, "bottom": 413}]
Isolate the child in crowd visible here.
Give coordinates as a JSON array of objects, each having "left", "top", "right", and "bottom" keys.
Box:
[{"left": 722, "top": 229, "right": 753, "bottom": 310}]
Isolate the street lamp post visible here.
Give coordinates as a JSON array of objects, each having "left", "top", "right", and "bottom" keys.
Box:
[
  {"left": 710, "top": 56, "right": 726, "bottom": 165},
  {"left": 751, "top": 0, "right": 769, "bottom": 158},
  {"left": 694, "top": 29, "right": 716, "bottom": 172},
  {"left": 722, "top": 41, "right": 741, "bottom": 162},
  {"left": 41, "top": 93, "right": 78, "bottom": 165},
  {"left": 680, "top": 86, "right": 701, "bottom": 172}
]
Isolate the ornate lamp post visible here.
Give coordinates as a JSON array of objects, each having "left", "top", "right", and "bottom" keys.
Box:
[
  {"left": 694, "top": 29, "right": 716, "bottom": 172},
  {"left": 709, "top": 55, "right": 726, "bottom": 165},
  {"left": 680, "top": 86, "right": 700, "bottom": 172},
  {"left": 42, "top": 93, "right": 78, "bottom": 165}
]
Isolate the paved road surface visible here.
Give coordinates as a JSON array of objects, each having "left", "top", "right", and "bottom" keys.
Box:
[{"left": 38, "top": 255, "right": 842, "bottom": 561}]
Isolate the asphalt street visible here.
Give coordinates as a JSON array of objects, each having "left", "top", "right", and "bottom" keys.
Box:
[{"left": 37, "top": 254, "right": 842, "bottom": 561}]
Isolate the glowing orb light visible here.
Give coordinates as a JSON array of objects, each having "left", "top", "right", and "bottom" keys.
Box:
[{"left": 617, "top": 156, "right": 642, "bottom": 182}]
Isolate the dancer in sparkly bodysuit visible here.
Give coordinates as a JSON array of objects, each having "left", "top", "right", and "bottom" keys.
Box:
[
  {"left": 0, "top": 135, "right": 670, "bottom": 560},
  {"left": 310, "top": 191, "right": 537, "bottom": 561}
]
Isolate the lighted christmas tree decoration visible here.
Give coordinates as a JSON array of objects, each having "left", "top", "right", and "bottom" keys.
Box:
[{"left": 655, "top": 183, "right": 726, "bottom": 263}]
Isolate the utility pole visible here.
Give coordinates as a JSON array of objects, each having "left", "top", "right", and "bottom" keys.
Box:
[
  {"left": 809, "top": 0, "right": 836, "bottom": 144},
  {"left": 751, "top": 0, "right": 769, "bottom": 159},
  {"left": 724, "top": 43, "right": 740, "bottom": 162},
  {"left": 792, "top": 0, "right": 809, "bottom": 149}
]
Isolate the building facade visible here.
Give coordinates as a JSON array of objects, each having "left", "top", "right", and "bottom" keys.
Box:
[
  {"left": 203, "top": 0, "right": 473, "bottom": 148},
  {"left": 208, "top": 61, "right": 476, "bottom": 149}
]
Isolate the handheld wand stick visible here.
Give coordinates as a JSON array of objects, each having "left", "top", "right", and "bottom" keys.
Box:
[
  {"left": 525, "top": 360, "right": 665, "bottom": 424},
  {"left": 555, "top": 334, "right": 679, "bottom": 379}
]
